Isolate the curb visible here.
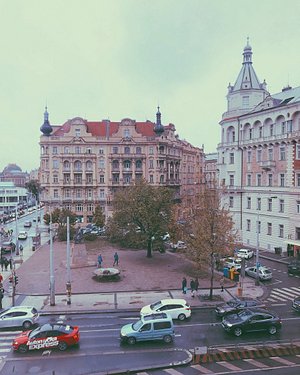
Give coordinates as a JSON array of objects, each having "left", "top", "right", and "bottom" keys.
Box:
[{"left": 193, "top": 342, "right": 300, "bottom": 364}]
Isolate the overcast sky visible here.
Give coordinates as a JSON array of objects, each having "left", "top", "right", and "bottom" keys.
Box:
[{"left": 1, "top": 0, "right": 300, "bottom": 172}]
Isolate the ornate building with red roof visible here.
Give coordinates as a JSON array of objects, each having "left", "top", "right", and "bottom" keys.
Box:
[{"left": 39, "top": 107, "right": 204, "bottom": 223}]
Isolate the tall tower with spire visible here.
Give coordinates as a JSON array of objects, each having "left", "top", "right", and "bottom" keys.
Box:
[
  {"left": 40, "top": 106, "right": 53, "bottom": 136},
  {"left": 224, "top": 39, "right": 269, "bottom": 118},
  {"left": 154, "top": 106, "right": 164, "bottom": 135}
]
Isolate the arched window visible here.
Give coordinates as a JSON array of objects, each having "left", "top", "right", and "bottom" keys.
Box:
[
  {"left": 112, "top": 160, "right": 119, "bottom": 170},
  {"left": 74, "top": 160, "right": 82, "bottom": 171},
  {"left": 123, "top": 160, "right": 131, "bottom": 169},
  {"left": 136, "top": 147, "right": 142, "bottom": 154},
  {"left": 86, "top": 160, "right": 93, "bottom": 170},
  {"left": 136, "top": 160, "right": 142, "bottom": 169},
  {"left": 124, "top": 146, "right": 130, "bottom": 154},
  {"left": 63, "top": 160, "right": 70, "bottom": 170}
]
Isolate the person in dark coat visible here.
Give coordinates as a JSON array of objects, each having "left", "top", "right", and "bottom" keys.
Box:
[
  {"left": 4, "top": 258, "right": 8, "bottom": 271},
  {"left": 182, "top": 277, "right": 187, "bottom": 294},
  {"left": 190, "top": 279, "right": 196, "bottom": 298},
  {"left": 113, "top": 252, "right": 119, "bottom": 266},
  {"left": 0, "top": 286, "right": 4, "bottom": 309},
  {"left": 194, "top": 277, "right": 199, "bottom": 292},
  {"left": 97, "top": 254, "right": 103, "bottom": 268}
]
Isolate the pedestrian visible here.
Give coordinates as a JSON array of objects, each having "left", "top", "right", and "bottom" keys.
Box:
[
  {"left": 97, "top": 254, "right": 103, "bottom": 268},
  {"left": 0, "top": 273, "right": 3, "bottom": 284},
  {"left": 113, "top": 252, "right": 119, "bottom": 266},
  {"left": 9, "top": 258, "right": 13, "bottom": 270},
  {"left": 4, "top": 258, "right": 8, "bottom": 271},
  {"left": 220, "top": 275, "right": 224, "bottom": 292},
  {"left": 190, "top": 279, "right": 195, "bottom": 298},
  {"left": 182, "top": 277, "right": 187, "bottom": 294},
  {"left": 0, "top": 257, "right": 4, "bottom": 272},
  {"left": 0, "top": 286, "right": 4, "bottom": 309},
  {"left": 19, "top": 244, "right": 23, "bottom": 255},
  {"left": 194, "top": 277, "right": 199, "bottom": 292}
]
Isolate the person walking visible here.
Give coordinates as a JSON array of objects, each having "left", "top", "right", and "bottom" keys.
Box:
[
  {"left": 4, "top": 258, "right": 8, "bottom": 271},
  {"left": 0, "top": 285, "right": 4, "bottom": 309},
  {"left": 97, "top": 254, "right": 103, "bottom": 268},
  {"left": 0, "top": 273, "right": 3, "bottom": 284},
  {"left": 194, "top": 277, "right": 199, "bottom": 292},
  {"left": 19, "top": 244, "right": 23, "bottom": 256},
  {"left": 220, "top": 275, "right": 225, "bottom": 292},
  {"left": 113, "top": 252, "right": 119, "bottom": 266},
  {"left": 182, "top": 277, "right": 187, "bottom": 294},
  {"left": 0, "top": 257, "right": 4, "bottom": 272},
  {"left": 9, "top": 258, "right": 13, "bottom": 270},
  {"left": 190, "top": 279, "right": 196, "bottom": 298}
]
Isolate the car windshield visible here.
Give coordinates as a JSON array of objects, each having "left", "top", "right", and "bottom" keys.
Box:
[
  {"left": 150, "top": 301, "right": 162, "bottom": 309},
  {"left": 132, "top": 320, "right": 143, "bottom": 331},
  {"left": 262, "top": 269, "right": 272, "bottom": 274},
  {"left": 29, "top": 326, "right": 41, "bottom": 338},
  {"left": 237, "top": 310, "right": 252, "bottom": 320}
]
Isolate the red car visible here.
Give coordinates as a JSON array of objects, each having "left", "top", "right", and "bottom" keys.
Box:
[{"left": 12, "top": 323, "right": 80, "bottom": 353}]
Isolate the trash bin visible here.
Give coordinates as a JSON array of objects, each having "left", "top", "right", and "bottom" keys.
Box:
[
  {"left": 223, "top": 267, "right": 229, "bottom": 278},
  {"left": 275, "top": 247, "right": 282, "bottom": 255},
  {"left": 234, "top": 272, "right": 239, "bottom": 282},
  {"left": 32, "top": 245, "right": 35, "bottom": 251}
]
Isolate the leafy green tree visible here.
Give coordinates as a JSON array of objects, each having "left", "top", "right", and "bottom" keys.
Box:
[
  {"left": 93, "top": 205, "right": 105, "bottom": 227},
  {"left": 180, "top": 188, "right": 239, "bottom": 300},
  {"left": 25, "top": 180, "right": 42, "bottom": 203},
  {"left": 43, "top": 208, "right": 77, "bottom": 241},
  {"left": 108, "top": 179, "right": 175, "bottom": 257}
]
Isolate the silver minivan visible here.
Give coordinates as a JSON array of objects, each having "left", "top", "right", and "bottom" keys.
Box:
[{"left": 120, "top": 313, "right": 174, "bottom": 345}]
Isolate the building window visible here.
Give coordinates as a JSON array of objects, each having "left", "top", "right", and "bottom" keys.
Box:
[
  {"left": 296, "top": 227, "right": 300, "bottom": 240},
  {"left": 268, "top": 147, "right": 273, "bottom": 161},
  {"left": 279, "top": 224, "right": 284, "bottom": 238},
  {"left": 99, "top": 189, "right": 105, "bottom": 199},
  {"left": 267, "top": 222, "right": 272, "bottom": 235},
  {"left": 124, "top": 175, "right": 131, "bottom": 184},
  {"left": 232, "top": 131, "right": 235, "bottom": 142},
  {"left": 63, "top": 174, "right": 70, "bottom": 184},
  {"left": 75, "top": 128, "right": 81, "bottom": 137},
  {"left": 87, "top": 189, "right": 92, "bottom": 198},
  {"left": 63, "top": 161, "right": 70, "bottom": 170},
  {"left": 280, "top": 146, "right": 286, "bottom": 160},
  {"left": 112, "top": 160, "right": 119, "bottom": 170},
  {"left": 124, "top": 160, "right": 131, "bottom": 169},
  {"left": 257, "top": 174, "right": 262, "bottom": 187},
  {"left": 86, "top": 174, "right": 93, "bottom": 184},
  {"left": 149, "top": 159, "right": 154, "bottom": 169},
  {"left": 229, "top": 175, "right": 234, "bottom": 187},
  {"left": 99, "top": 175, "right": 104, "bottom": 184},
  {"left": 149, "top": 175, "right": 154, "bottom": 183},
  {"left": 75, "top": 204, "right": 83, "bottom": 212},
  {"left": 112, "top": 146, "right": 118, "bottom": 154},
  {"left": 257, "top": 197, "right": 261, "bottom": 210},
  {"left": 75, "top": 146, "right": 81, "bottom": 154},
  {"left": 280, "top": 174, "right": 285, "bottom": 187},
  {"left": 247, "top": 174, "right": 251, "bottom": 186},
  {"left": 124, "top": 129, "right": 130, "bottom": 138},
  {"left": 229, "top": 196, "right": 234, "bottom": 208},
  {"left": 247, "top": 197, "right": 251, "bottom": 209},
  {"left": 242, "top": 96, "right": 249, "bottom": 108},
  {"left": 75, "top": 189, "right": 81, "bottom": 198},
  {"left": 86, "top": 160, "right": 93, "bottom": 170},
  {"left": 270, "top": 124, "right": 274, "bottom": 136},
  {"left": 259, "top": 127, "right": 263, "bottom": 138},
  {"left": 279, "top": 199, "right": 284, "bottom": 213},
  {"left": 281, "top": 122, "right": 286, "bottom": 134},
  {"left": 249, "top": 128, "right": 252, "bottom": 140},
  {"left": 246, "top": 219, "right": 251, "bottom": 231},
  {"left": 74, "top": 160, "right": 82, "bottom": 171},
  {"left": 87, "top": 204, "right": 93, "bottom": 212},
  {"left": 229, "top": 152, "right": 234, "bottom": 164},
  {"left": 53, "top": 160, "right": 59, "bottom": 169},
  {"left": 257, "top": 149, "right": 262, "bottom": 162},
  {"left": 287, "top": 120, "right": 292, "bottom": 132},
  {"left": 124, "top": 146, "right": 130, "bottom": 154},
  {"left": 53, "top": 175, "right": 58, "bottom": 184},
  {"left": 64, "top": 189, "right": 70, "bottom": 198},
  {"left": 296, "top": 145, "right": 300, "bottom": 160},
  {"left": 149, "top": 147, "right": 154, "bottom": 155},
  {"left": 296, "top": 200, "right": 300, "bottom": 214},
  {"left": 99, "top": 148, "right": 104, "bottom": 154},
  {"left": 247, "top": 151, "right": 252, "bottom": 163},
  {"left": 74, "top": 174, "right": 82, "bottom": 184},
  {"left": 268, "top": 174, "right": 273, "bottom": 187},
  {"left": 53, "top": 147, "right": 57, "bottom": 154},
  {"left": 64, "top": 147, "right": 69, "bottom": 154},
  {"left": 53, "top": 189, "right": 59, "bottom": 198},
  {"left": 136, "top": 160, "right": 142, "bottom": 169},
  {"left": 86, "top": 148, "right": 91, "bottom": 154},
  {"left": 297, "top": 173, "right": 300, "bottom": 187},
  {"left": 136, "top": 147, "right": 142, "bottom": 154},
  {"left": 268, "top": 198, "right": 273, "bottom": 211},
  {"left": 99, "top": 159, "right": 105, "bottom": 169}
]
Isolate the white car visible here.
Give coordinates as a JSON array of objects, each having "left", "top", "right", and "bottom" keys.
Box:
[
  {"left": 224, "top": 257, "right": 242, "bottom": 271},
  {"left": 170, "top": 241, "right": 187, "bottom": 250},
  {"left": 140, "top": 299, "right": 191, "bottom": 321},
  {"left": 245, "top": 266, "right": 272, "bottom": 281},
  {"left": 18, "top": 231, "right": 28, "bottom": 240},
  {"left": 237, "top": 248, "right": 254, "bottom": 259}
]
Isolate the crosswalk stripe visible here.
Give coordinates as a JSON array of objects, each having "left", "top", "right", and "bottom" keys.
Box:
[
  {"left": 191, "top": 365, "right": 214, "bottom": 373},
  {"left": 243, "top": 358, "right": 269, "bottom": 368},
  {"left": 267, "top": 294, "right": 287, "bottom": 301},
  {"left": 269, "top": 290, "right": 294, "bottom": 301},
  {"left": 280, "top": 288, "right": 300, "bottom": 296},
  {"left": 270, "top": 356, "right": 296, "bottom": 366},
  {"left": 163, "top": 369, "right": 183, "bottom": 375},
  {"left": 136, "top": 373, "right": 148, "bottom": 375},
  {"left": 216, "top": 361, "right": 242, "bottom": 371},
  {"left": 290, "top": 287, "right": 300, "bottom": 292}
]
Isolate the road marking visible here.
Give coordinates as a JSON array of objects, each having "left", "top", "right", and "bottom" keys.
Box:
[
  {"left": 270, "top": 356, "right": 296, "bottom": 366},
  {"left": 243, "top": 358, "right": 268, "bottom": 368},
  {"left": 163, "top": 369, "right": 184, "bottom": 375},
  {"left": 217, "top": 361, "right": 242, "bottom": 371},
  {"left": 191, "top": 364, "right": 214, "bottom": 373}
]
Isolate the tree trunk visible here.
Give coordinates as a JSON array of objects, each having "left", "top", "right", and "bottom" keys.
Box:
[
  {"left": 147, "top": 238, "right": 152, "bottom": 258},
  {"left": 209, "top": 253, "right": 214, "bottom": 300}
]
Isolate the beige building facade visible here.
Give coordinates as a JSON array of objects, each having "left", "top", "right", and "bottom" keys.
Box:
[{"left": 39, "top": 108, "right": 204, "bottom": 224}]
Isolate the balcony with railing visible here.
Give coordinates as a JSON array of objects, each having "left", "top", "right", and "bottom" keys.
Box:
[{"left": 259, "top": 160, "right": 276, "bottom": 170}]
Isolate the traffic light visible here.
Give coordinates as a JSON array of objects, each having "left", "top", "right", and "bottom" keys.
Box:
[{"left": 14, "top": 275, "right": 18, "bottom": 285}]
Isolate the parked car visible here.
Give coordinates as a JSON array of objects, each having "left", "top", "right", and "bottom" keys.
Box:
[
  {"left": 223, "top": 257, "right": 242, "bottom": 271},
  {"left": 1, "top": 241, "right": 16, "bottom": 254},
  {"left": 287, "top": 259, "right": 300, "bottom": 275},
  {"left": 120, "top": 312, "right": 174, "bottom": 345},
  {"left": 18, "top": 231, "right": 28, "bottom": 240},
  {"left": 24, "top": 221, "right": 32, "bottom": 228},
  {"left": 292, "top": 297, "right": 300, "bottom": 312},
  {"left": 170, "top": 241, "right": 187, "bottom": 250},
  {"left": 221, "top": 308, "right": 282, "bottom": 337},
  {"left": 236, "top": 248, "right": 254, "bottom": 259},
  {"left": 12, "top": 323, "right": 80, "bottom": 353},
  {"left": 140, "top": 298, "right": 191, "bottom": 321},
  {"left": 0, "top": 306, "right": 39, "bottom": 329},
  {"left": 215, "top": 298, "right": 264, "bottom": 318},
  {"left": 245, "top": 266, "right": 272, "bottom": 281}
]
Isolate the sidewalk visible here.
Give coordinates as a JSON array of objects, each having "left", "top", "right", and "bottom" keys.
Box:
[{"left": 1, "top": 238, "right": 266, "bottom": 313}]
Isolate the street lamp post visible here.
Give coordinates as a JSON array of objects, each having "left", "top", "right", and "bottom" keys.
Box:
[{"left": 49, "top": 209, "right": 55, "bottom": 306}]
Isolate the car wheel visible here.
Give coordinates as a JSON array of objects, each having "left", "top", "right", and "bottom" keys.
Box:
[
  {"left": 163, "top": 335, "right": 173, "bottom": 343},
  {"left": 268, "top": 326, "right": 277, "bottom": 335},
  {"left": 18, "top": 344, "right": 28, "bottom": 353},
  {"left": 22, "top": 321, "right": 32, "bottom": 330},
  {"left": 127, "top": 336, "right": 136, "bottom": 345},
  {"left": 178, "top": 313, "right": 186, "bottom": 321},
  {"left": 233, "top": 327, "right": 243, "bottom": 337},
  {"left": 58, "top": 341, "right": 68, "bottom": 351}
]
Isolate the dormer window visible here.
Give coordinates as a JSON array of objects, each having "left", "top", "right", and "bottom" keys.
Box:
[
  {"left": 124, "top": 129, "right": 130, "bottom": 138},
  {"left": 75, "top": 128, "right": 81, "bottom": 137}
]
